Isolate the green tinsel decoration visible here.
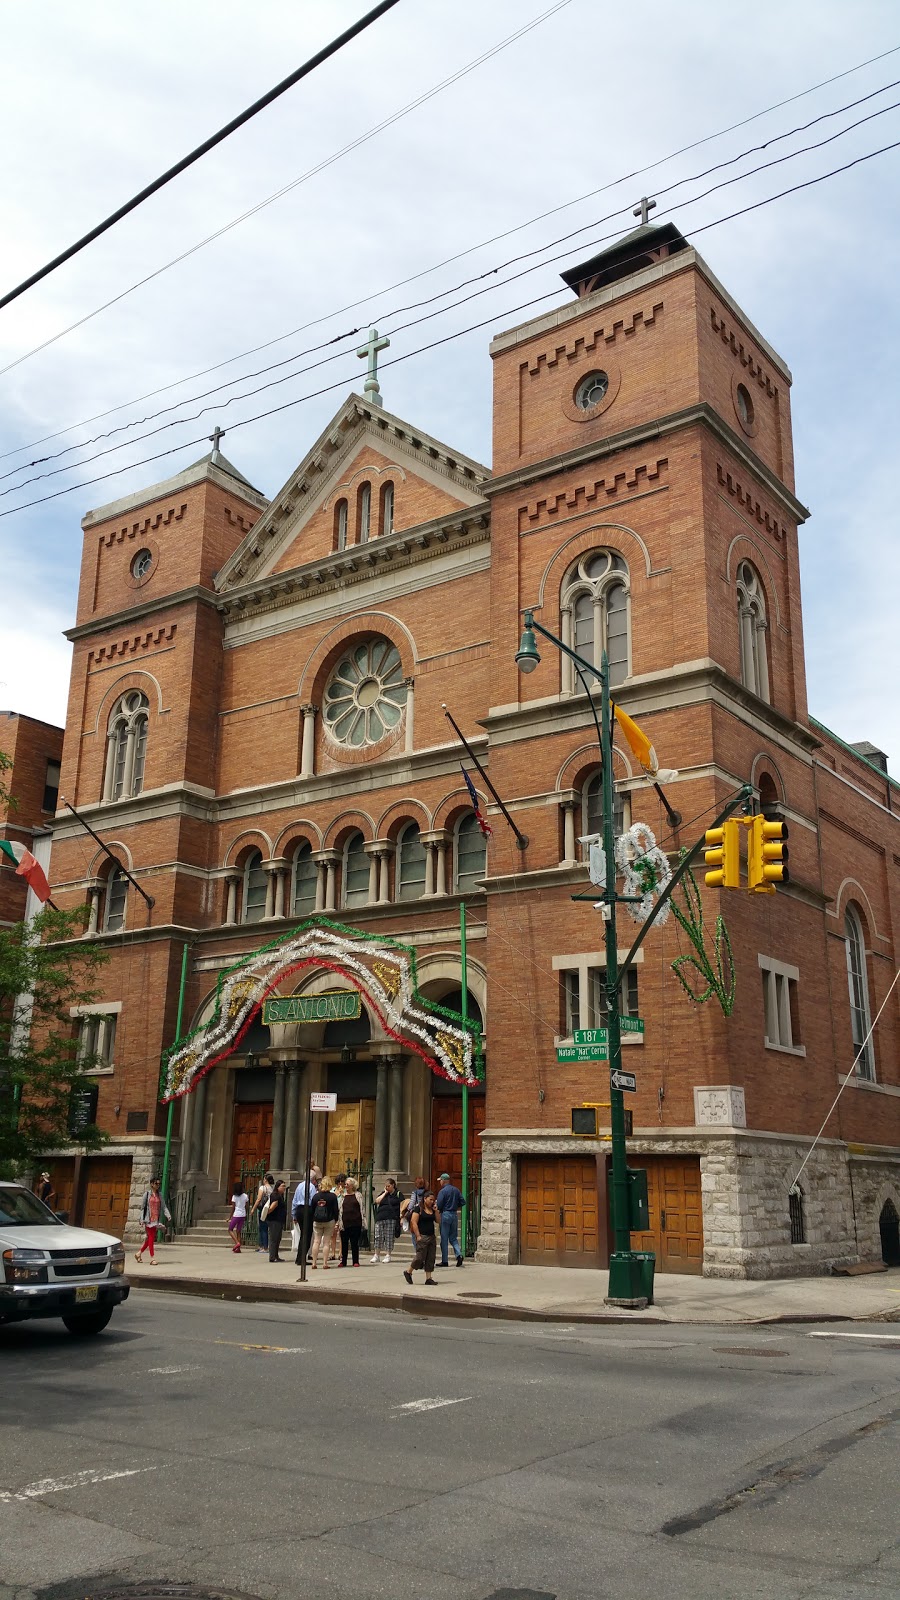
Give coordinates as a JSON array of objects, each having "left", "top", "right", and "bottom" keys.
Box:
[{"left": 669, "top": 861, "right": 736, "bottom": 1016}]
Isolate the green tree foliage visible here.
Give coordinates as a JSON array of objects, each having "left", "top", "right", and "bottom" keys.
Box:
[{"left": 0, "top": 905, "right": 109, "bottom": 1175}]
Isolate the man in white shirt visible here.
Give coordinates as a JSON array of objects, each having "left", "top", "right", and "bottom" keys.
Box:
[{"left": 292, "top": 1169, "right": 318, "bottom": 1265}]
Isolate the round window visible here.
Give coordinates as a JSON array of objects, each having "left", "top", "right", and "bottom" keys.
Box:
[
  {"left": 323, "top": 639, "right": 407, "bottom": 747},
  {"left": 575, "top": 371, "right": 609, "bottom": 411},
  {"left": 131, "top": 548, "right": 154, "bottom": 580},
  {"left": 735, "top": 383, "right": 755, "bottom": 429}
]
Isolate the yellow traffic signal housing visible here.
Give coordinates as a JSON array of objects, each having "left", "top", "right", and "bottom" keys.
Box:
[
  {"left": 747, "top": 814, "right": 789, "bottom": 892},
  {"left": 704, "top": 819, "right": 740, "bottom": 889}
]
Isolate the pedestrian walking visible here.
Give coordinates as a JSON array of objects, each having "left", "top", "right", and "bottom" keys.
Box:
[
  {"left": 135, "top": 1177, "right": 171, "bottom": 1264},
  {"left": 228, "top": 1179, "right": 249, "bottom": 1252},
  {"left": 435, "top": 1171, "right": 466, "bottom": 1267},
  {"left": 403, "top": 1191, "right": 439, "bottom": 1286},
  {"left": 329, "top": 1173, "right": 347, "bottom": 1263},
  {"left": 35, "top": 1171, "right": 56, "bottom": 1208},
  {"left": 372, "top": 1177, "right": 404, "bottom": 1263},
  {"left": 310, "top": 1176, "right": 339, "bottom": 1269},
  {"left": 400, "top": 1175, "right": 427, "bottom": 1237},
  {"left": 265, "top": 1179, "right": 287, "bottom": 1262},
  {"left": 339, "top": 1177, "right": 363, "bottom": 1266},
  {"left": 251, "top": 1171, "right": 275, "bottom": 1254},
  {"left": 292, "top": 1168, "right": 318, "bottom": 1265}
]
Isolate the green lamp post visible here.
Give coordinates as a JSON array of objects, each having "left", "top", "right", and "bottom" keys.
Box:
[{"left": 516, "top": 608, "right": 647, "bottom": 1306}]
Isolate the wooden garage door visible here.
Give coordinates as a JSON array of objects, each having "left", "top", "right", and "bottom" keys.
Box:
[
  {"left": 81, "top": 1156, "right": 132, "bottom": 1240},
  {"left": 630, "top": 1155, "right": 703, "bottom": 1274},
  {"left": 228, "top": 1102, "right": 273, "bottom": 1190},
  {"left": 430, "top": 1096, "right": 485, "bottom": 1190},
  {"left": 519, "top": 1156, "right": 602, "bottom": 1267}
]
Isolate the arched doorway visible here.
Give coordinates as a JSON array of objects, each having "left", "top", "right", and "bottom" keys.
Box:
[
  {"left": 323, "top": 1010, "right": 376, "bottom": 1173},
  {"left": 880, "top": 1199, "right": 900, "bottom": 1266}
]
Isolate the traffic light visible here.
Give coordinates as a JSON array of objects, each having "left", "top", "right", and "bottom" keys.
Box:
[
  {"left": 704, "top": 818, "right": 740, "bottom": 889},
  {"left": 747, "top": 814, "right": 789, "bottom": 892}
]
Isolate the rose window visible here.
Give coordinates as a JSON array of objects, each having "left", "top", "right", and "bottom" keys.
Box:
[{"left": 323, "top": 639, "right": 407, "bottom": 747}]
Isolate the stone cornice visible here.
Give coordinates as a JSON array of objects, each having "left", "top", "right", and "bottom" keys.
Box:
[
  {"left": 65, "top": 585, "right": 220, "bottom": 641},
  {"left": 483, "top": 401, "right": 809, "bottom": 526}
]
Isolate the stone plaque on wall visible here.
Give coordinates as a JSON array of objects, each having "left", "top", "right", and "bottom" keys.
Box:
[{"left": 694, "top": 1085, "right": 746, "bottom": 1128}]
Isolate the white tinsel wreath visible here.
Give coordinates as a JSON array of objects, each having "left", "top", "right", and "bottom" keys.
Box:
[{"left": 614, "top": 821, "right": 672, "bottom": 924}]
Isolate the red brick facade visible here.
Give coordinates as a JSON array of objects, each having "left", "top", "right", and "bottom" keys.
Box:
[{"left": 0, "top": 711, "right": 62, "bottom": 925}]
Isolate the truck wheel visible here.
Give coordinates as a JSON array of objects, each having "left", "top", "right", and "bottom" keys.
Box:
[{"left": 62, "top": 1306, "right": 114, "bottom": 1336}]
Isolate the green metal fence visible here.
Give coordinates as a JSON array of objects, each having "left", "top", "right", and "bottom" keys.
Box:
[
  {"left": 239, "top": 1158, "right": 269, "bottom": 1250},
  {"left": 466, "top": 1158, "right": 482, "bottom": 1257}
]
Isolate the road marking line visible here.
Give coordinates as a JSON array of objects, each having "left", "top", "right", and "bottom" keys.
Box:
[
  {"left": 0, "top": 1467, "right": 155, "bottom": 1503},
  {"left": 392, "top": 1397, "right": 472, "bottom": 1414},
  {"left": 213, "top": 1339, "right": 311, "bottom": 1353},
  {"left": 148, "top": 1364, "right": 201, "bottom": 1374},
  {"left": 807, "top": 1331, "right": 900, "bottom": 1341}
]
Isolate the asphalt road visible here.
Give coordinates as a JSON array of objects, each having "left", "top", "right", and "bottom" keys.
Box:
[{"left": 1, "top": 1289, "right": 898, "bottom": 1600}]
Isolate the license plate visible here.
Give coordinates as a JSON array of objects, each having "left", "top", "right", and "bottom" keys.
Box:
[{"left": 75, "top": 1285, "right": 99, "bottom": 1303}]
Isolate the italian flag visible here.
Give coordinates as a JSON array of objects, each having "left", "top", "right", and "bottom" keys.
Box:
[{"left": 0, "top": 839, "right": 51, "bottom": 903}]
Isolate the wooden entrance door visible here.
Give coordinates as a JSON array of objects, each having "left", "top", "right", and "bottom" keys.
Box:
[
  {"left": 630, "top": 1155, "right": 703, "bottom": 1274},
  {"left": 47, "top": 1159, "right": 75, "bottom": 1218},
  {"left": 326, "top": 1100, "right": 376, "bottom": 1173},
  {"left": 519, "top": 1155, "right": 604, "bottom": 1267},
  {"left": 81, "top": 1156, "right": 132, "bottom": 1240},
  {"left": 229, "top": 1103, "right": 273, "bottom": 1188},
  {"left": 430, "top": 1096, "right": 485, "bottom": 1189}
]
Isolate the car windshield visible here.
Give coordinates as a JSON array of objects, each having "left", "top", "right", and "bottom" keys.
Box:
[{"left": 0, "top": 1187, "right": 58, "bottom": 1226}]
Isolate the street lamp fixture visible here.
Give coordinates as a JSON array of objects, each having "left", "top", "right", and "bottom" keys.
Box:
[{"left": 515, "top": 613, "right": 541, "bottom": 674}]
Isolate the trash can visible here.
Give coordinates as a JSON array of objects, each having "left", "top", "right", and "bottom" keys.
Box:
[{"left": 632, "top": 1250, "right": 656, "bottom": 1305}]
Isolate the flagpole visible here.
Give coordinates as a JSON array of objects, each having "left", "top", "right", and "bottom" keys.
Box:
[{"left": 460, "top": 899, "right": 469, "bottom": 1250}]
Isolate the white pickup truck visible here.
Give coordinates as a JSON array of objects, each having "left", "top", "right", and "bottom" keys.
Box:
[{"left": 0, "top": 1179, "right": 130, "bottom": 1336}]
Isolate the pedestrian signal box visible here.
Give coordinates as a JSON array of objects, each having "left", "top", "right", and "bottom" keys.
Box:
[
  {"left": 571, "top": 1105, "right": 632, "bottom": 1137},
  {"left": 704, "top": 819, "right": 740, "bottom": 889},
  {"left": 627, "top": 1168, "right": 650, "bottom": 1230},
  {"left": 748, "top": 815, "right": 789, "bottom": 892}
]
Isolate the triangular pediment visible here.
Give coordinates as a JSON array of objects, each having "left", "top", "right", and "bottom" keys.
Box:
[{"left": 214, "top": 394, "right": 488, "bottom": 592}]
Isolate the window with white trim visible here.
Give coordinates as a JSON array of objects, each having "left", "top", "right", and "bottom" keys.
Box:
[
  {"left": 334, "top": 499, "right": 348, "bottom": 552},
  {"left": 554, "top": 952, "right": 643, "bottom": 1041},
  {"left": 103, "top": 691, "right": 149, "bottom": 802},
  {"left": 242, "top": 849, "right": 267, "bottom": 923},
  {"left": 77, "top": 1011, "right": 117, "bottom": 1073},
  {"left": 343, "top": 832, "right": 369, "bottom": 908},
  {"left": 455, "top": 812, "right": 486, "bottom": 893},
  {"left": 396, "top": 821, "right": 426, "bottom": 901},
  {"left": 845, "top": 906, "right": 875, "bottom": 1079},
  {"left": 737, "top": 561, "right": 770, "bottom": 702},
  {"left": 561, "top": 550, "right": 630, "bottom": 689},
  {"left": 291, "top": 842, "right": 317, "bottom": 918},
  {"left": 581, "top": 770, "right": 628, "bottom": 854},
  {"left": 103, "top": 866, "right": 128, "bottom": 933},
  {"left": 758, "top": 954, "right": 804, "bottom": 1053},
  {"left": 380, "top": 481, "right": 394, "bottom": 538},
  {"left": 358, "top": 482, "right": 371, "bottom": 544}
]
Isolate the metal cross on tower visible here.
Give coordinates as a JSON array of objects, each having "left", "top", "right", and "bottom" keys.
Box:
[
  {"left": 633, "top": 196, "right": 657, "bottom": 226},
  {"left": 208, "top": 425, "right": 225, "bottom": 458},
  {"left": 357, "top": 326, "right": 390, "bottom": 407}
]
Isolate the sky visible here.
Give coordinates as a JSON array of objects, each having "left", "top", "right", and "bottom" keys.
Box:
[{"left": 0, "top": 0, "right": 897, "bottom": 774}]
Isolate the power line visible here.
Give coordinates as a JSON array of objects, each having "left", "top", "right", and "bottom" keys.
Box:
[
  {"left": 0, "top": 0, "right": 403, "bottom": 315},
  {"left": 6, "top": 72, "right": 898, "bottom": 484},
  {"left": 5, "top": 100, "right": 899, "bottom": 501},
  {"left": 0, "top": 0, "right": 572, "bottom": 380},
  {"left": 1, "top": 33, "right": 895, "bottom": 409},
  {"left": 3, "top": 131, "right": 899, "bottom": 524}
]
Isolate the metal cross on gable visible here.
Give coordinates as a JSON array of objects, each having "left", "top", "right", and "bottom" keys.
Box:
[
  {"left": 357, "top": 326, "right": 390, "bottom": 407},
  {"left": 208, "top": 425, "right": 225, "bottom": 458},
  {"left": 633, "top": 196, "right": 657, "bottom": 226}
]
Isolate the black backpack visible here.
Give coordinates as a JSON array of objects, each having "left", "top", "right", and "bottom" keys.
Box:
[{"left": 313, "top": 1194, "right": 331, "bottom": 1223}]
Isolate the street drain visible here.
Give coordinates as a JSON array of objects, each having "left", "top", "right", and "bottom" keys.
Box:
[
  {"left": 484, "top": 1591, "right": 557, "bottom": 1599},
  {"left": 37, "top": 1583, "right": 265, "bottom": 1600},
  {"left": 458, "top": 1291, "right": 502, "bottom": 1299},
  {"left": 713, "top": 1347, "right": 789, "bottom": 1357}
]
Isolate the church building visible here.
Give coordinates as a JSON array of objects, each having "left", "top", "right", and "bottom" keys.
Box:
[{"left": 41, "top": 217, "right": 899, "bottom": 1277}]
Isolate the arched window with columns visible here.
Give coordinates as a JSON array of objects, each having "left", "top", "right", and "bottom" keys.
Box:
[
  {"left": 380, "top": 480, "right": 394, "bottom": 538},
  {"left": 102, "top": 690, "right": 149, "bottom": 802},
  {"left": 560, "top": 550, "right": 629, "bottom": 690},
  {"left": 845, "top": 905, "right": 874, "bottom": 1079},
  {"left": 103, "top": 865, "right": 128, "bottom": 933},
  {"left": 290, "top": 841, "right": 318, "bottom": 918},
  {"left": 342, "top": 831, "right": 370, "bottom": 908},
  {"left": 581, "top": 770, "right": 628, "bottom": 852},
  {"left": 357, "top": 482, "right": 371, "bottom": 544},
  {"left": 455, "top": 812, "right": 486, "bottom": 893},
  {"left": 396, "top": 821, "right": 427, "bottom": 900},
  {"left": 334, "top": 499, "right": 348, "bottom": 552},
  {"left": 242, "top": 849, "right": 267, "bottom": 923},
  {"left": 737, "top": 560, "right": 770, "bottom": 701}
]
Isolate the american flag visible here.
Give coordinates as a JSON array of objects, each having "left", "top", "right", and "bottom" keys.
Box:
[{"left": 461, "top": 768, "right": 492, "bottom": 837}]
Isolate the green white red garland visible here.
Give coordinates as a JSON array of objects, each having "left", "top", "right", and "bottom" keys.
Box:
[{"left": 615, "top": 822, "right": 672, "bottom": 924}]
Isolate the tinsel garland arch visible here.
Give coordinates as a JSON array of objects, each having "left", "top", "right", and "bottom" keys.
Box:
[{"left": 161, "top": 918, "right": 484, "bottom": 1100}]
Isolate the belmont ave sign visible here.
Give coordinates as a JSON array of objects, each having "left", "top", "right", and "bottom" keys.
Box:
[{"left": 263, "top": 991, "right": 361, "bottom": 1025}]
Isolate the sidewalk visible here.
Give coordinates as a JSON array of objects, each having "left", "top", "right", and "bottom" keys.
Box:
[{"left": 129, "top": 1243, "right": 900, "bottom": 1325}]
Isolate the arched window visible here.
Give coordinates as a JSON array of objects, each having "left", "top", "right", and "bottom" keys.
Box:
[
  {"left": 788, "top": 1184, "right": 806, "bottom": 1245},
  {"left": 581, "top": 770, "right": 627, "bottom": 853},
  {"left": 358, "top": 483, "right": 371, "bottom": 544},
  {"left": 242, "top": 849, "right": 267, "bottom": 923},
  {"left": 334, "top": 499, "right": 348, "bottom": 552},
  {"left": 737, "top": 561, "right": 770, "bottom": 702},
  {"left": 380, "top": 481, "right": 394, "bottom": 538},
  {"left": 561, "top": 550, "right": 630, "bottom": 690},
  {"left": 397, "top": 821, "right": 426, "bottom": 901},
  {"left": 103, "top": 866, "right": 128, "bottom": 933},
  {"left": 103, "top": 690, "right": 150, "bottom": 802},
  {"left": 343, "top": 831, "right": 370, "bottom": 908},
  {"left": 291, "top": 841, "right": 318, "bottom": 918},
  {"left": 455, "top": 812, "right": 486, "bottom": 894},
  {"left": 758, "top": 771, "right": 779, "bottom": 813},
  {"left": 845, "top": 906, "right": 874, "bottom": 1079}
]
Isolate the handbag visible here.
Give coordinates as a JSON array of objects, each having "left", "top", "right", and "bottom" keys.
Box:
[
  {"left": 260, "top": 1199, "right": 272, "bottom": 1222},
  {"left": 360, "top": 1225, "right": 370, "bottom": 1251}
]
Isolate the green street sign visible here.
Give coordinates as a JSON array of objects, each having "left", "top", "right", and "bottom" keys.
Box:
[
  {"left": 620, "top": 1016, "right": 645, "bottom": 1034},
  {"left": 573, "top": 1028, "right": 608, "bottom": 1046},
  {"left": 557, "top": 1044, "right": 610, "bottom": 1064}
]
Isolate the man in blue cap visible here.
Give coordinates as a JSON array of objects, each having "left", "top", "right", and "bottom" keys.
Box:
[{"left": 435, "top": 1171, "right": 465, "bottom": 1267}]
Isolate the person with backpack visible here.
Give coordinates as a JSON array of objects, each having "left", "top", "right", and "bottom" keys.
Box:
[
  {"left": 338, "top": 1176, "right": 364, "bottom": 1267},
  {"left": 372, "top": 1177, "right": 404, "bottom": 1264},
  {"left": 400, "top": 1174, "right": 427, "bottom": 1237},
  {"left": 251, "top": 1171, "right": 275, "bottom": 1254},
  {"left": 264, "top": 1179, "right": 288, "bottom": 1262},
  {"left": 403, "top": 1191, "right": 439, "bottom": 1286},
  {"left": 310, "top": 1176, "right": 340, "bottom": 1269}
]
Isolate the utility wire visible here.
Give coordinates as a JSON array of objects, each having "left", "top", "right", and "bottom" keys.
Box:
[
  {"left": 5, "top": 74, "right": 899, "bottom": 484},
  {"left": 4, "top": 39, "right": 896, "bottom": 456},
  {"left": 5, "top": 103, "right": 900, "bottom": 502},
  {"left": 0, "top": 0, "right": 571, "bottom": 379},
  {"left": 0, "top": 0, "right": 403, "bottom": 314},
  {"left": 4, "top": 132, "right": 900, "bottom": 522}
]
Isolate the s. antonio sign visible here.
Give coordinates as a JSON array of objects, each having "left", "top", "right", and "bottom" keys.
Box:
[{"left": 263, "top": 991, "right": 361, "bottom": 1025}]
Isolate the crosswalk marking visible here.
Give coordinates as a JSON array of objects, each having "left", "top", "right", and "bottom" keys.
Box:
[{"left": 392, "top": 1396, "right": 472, "bottom": 1414}]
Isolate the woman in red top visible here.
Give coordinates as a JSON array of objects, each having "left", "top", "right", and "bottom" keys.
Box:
[{"left": 135, "top": 1178, "right": 170, "bottom": 1263}]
